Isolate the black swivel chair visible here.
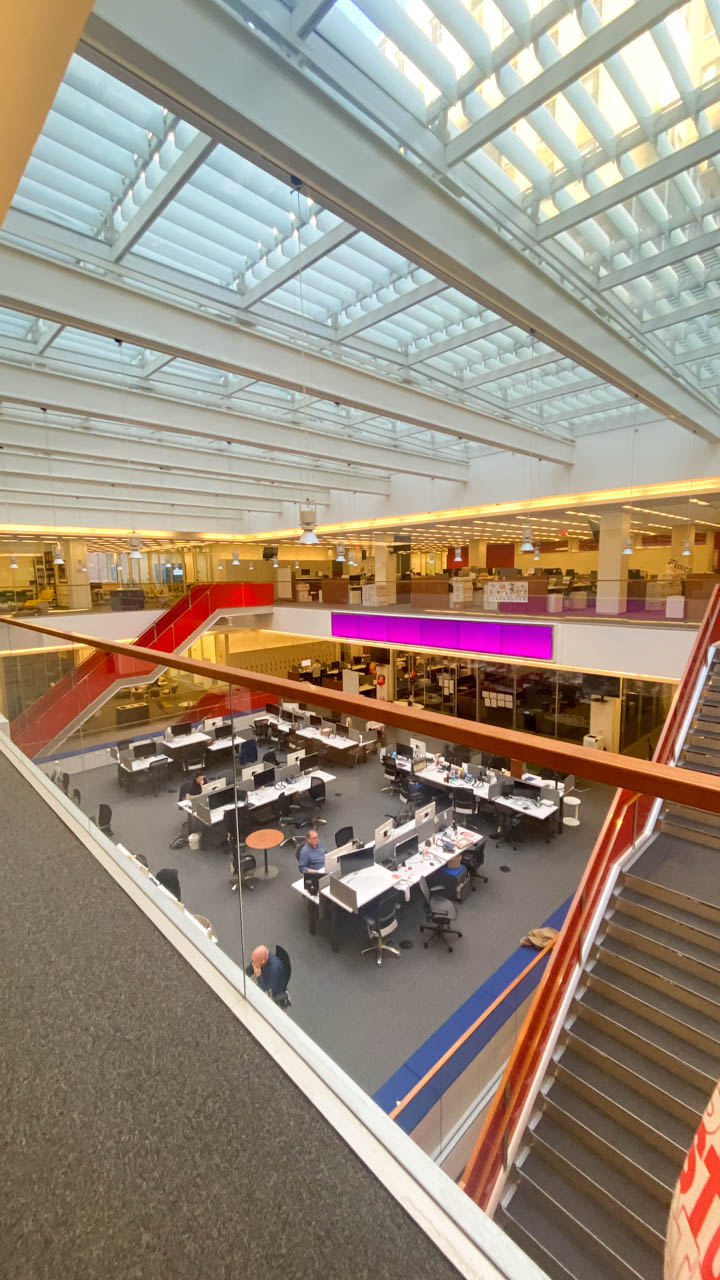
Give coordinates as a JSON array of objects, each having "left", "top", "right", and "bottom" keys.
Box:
[
  {"left": 381, "top": 756, "right": 401, "bottom": 795},
  {"left": 253, "top": 718, "right": 271, "bottom": 744},
  {"left": 492, "top": 799, "right": 523, "bottom": 851},
  {"left": 184, "top": 750, "right": 206, "bottom": 774},
  {"left": 419, "top": 877, "right": 462, "bottom": 952},
  {"left": 296, "top": 776, "right": 327, "bottom": 826},
  {"left": 224, "top": 809, "right": 257, "bottom": 891},
  {"left": 361, "top": 889, "right": 400, "bottom": 966},
  {"left": 274, "top": 945, "right": 292, "bottom": 1007},
  {"left": 97, "top": 803, "right": 113, "bottom": 837},
  {"left": 461, "top": 837, "right": 488, "bottom": 889},
  {"left": 453, "top": 786, "right": 477, "bottom": 828},
  {"left": 398, "top": 773, "right": 425, "bottom": 820},
  {"left": 263, "top": 749, "right": 280, "bottom": 765},
  {"left": 334, "top": 825, "right": 354, "bottom": 847}
]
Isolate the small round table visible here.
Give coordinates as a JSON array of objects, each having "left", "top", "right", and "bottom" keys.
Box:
[{"left": 245, "top": 828, "right": 284, "bottom": 881}]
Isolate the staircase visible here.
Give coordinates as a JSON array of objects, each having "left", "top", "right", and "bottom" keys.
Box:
[
  {"left": 461, "top": 590, "right": 720, "bottom": 1280},
  {"left": 10, "top": 582, "right": 272, "bottom": 758}
]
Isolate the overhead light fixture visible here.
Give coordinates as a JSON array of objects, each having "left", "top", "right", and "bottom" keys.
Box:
[
  {"left": 533, "top": 546, "right": 540, "bottom": 561},
  {"left": 294, "top": 560, "right": 300, "bottom": 569},
  {"left": 272, "top": 557, "right": 279, "bottom": 568},
  {"left": 298, "top": 501, "right": 319, "bottom": 545},
  {"left": 249, "top": 562, "right": 254, "bottom": 570},
  {"left": 129, "top": 534, "right": 142, "bottom": 561},
  {"left": 453, "top": 545, "right": 463, "bottom": 564},
  {"left": 682, "top": 538, "right": 691, "bottom": 557},
  {"left": 520, "top": 526, "right": 534, "bottom": 553},
  {"left": 336, "top": 542, "right": 346, "bottom": 563},
  {"left": 231, "top": 549, "right": 240, "bottom": 566},
  {"left": 9, "top": 555, "right": 18, "bottom": 570},
  {"left": 164, "top": 560, "right": 172, "bottom": 569},
  {"left": 622, "top": 535, "right": 633, "bottom": 555},
  {"left": 217, "top": 560, "right": 224, "bottom": 571},
  {"left": 79, "top": 561, "right": 87, "bottom": 573},
  {"left": 53, "top": 543, "right": 64, "bottom": 566}
]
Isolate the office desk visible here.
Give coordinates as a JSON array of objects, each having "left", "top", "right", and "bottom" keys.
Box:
[
  {"left": 292, "top": 821, "right": 478, "bottom": 951},
  {"left": 116, "top": 701, "right": 149, "bottom": 727},
  {"left": 178, "top": 769, "right": 336, "bottom": 827},
  {"left": 494, "top": 794, "right": 559, "bottom": 842},
  {"left": 268, "top": 715, "right": 374, "bottom": 766},
  {"left": 205, "top": 736, "right": 235, "bottom": 757},
  {"left": 163, "top": 731, "right": 211, "bottom": 761},
  {"left": 118, "top": 752, "right": 171, "bottom": 791}
]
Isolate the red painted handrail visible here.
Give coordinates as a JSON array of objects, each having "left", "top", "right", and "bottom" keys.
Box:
[{"left": 461, "top": 586, "right": 720, "bottom": 1209}]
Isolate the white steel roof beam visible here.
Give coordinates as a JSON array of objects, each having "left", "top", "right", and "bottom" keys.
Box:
[
  {"left": 445, "top": 0, "right": 686, "bottom": 167},
  {"left": 598, "top": 228, "right": 720, "bottom": 291},
  {"left": 292, "top": 0, "right": 340, "bottom": 40},
  {"left": 110, "top": 132, "right": 216, "bottom": 261},
  {"left": 77, "top": 0, "right": 718, "bottom": 440},
  {"left": 2, "top": 477, "right": 282, "bottom": 517},
  {"left": 0, "top": 459, "right": 290, "bottom": 510},
  {"left": 0, "top": 244, "right": 567, "bottom": 460},
  {"left": 0, "top": 365, "right": 468, "bottom": 481},
  {"left": 334, "top": 280, "right": 447, "bottom": 340}
]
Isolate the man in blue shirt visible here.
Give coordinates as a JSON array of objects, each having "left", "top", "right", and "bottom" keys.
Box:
[
  {"left": 247, "top": 945, "right": 286, "bottom": 999},
  {"left": 298, "top": 828, "right": 327, "bottom": 876}
]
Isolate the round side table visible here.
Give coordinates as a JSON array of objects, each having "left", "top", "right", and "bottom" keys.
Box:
[{"left": 246, "top": 828, "right": 284, "bottom": 880}]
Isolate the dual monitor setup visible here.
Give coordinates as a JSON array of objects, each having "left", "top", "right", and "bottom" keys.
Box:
[
  {"left": 265, "top": 701, "right": 356, "bottom": 741},
  {"left": 304, "top": 801, "right": 454, "bottom": 898}
]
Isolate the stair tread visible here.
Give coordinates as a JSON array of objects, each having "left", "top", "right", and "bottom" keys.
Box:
[
  {"left": 532, "top": 1113, "right": 669, "bottom": 1237},
  {"left": 678, "top": 759, "right": 720, "bottom": 775},
  {"left": 509, "top": 1168, "right": 658, "bottom": 1280},
  {"left": 662, "top": 813, "right": 720, "bottom": 836},
  {"left": 607, "top": 909, "right": 720, "bottom": 970},
  {"left": 579, "top": 985, "right": 720, "bottom": 1077},
  {"left": 520, "top": 1145, "right": 664, "bottom": 1267},
  {"left": 598, "top": 934, "right": 720, "bottom": 1005},
  {"left": 546, "top": 1082, "right": 680, "bottom": 1190},
  {"left": 616, "top": 887, "right": 720, "bottom": 943},
  {"left": 498, "top": 1199, "right": 586, "bottom": 1280},
  {"left": 622, "top": 875, "right": 720, "bottom": 928},
  {"left": 558, "top": 1046, "right": 697, "bottom": 1150},
  {"left": 590, "top": 960, "right": 720, "bottom": 1040},
  {"left": 568, "top": 1017, "right": 709, "bottom": 1115}
]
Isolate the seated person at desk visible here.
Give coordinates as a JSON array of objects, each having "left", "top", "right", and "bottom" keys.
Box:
[
  {"left": 178, "top": 771, "right": 205, "bottom": 802},
  {"left": 245, "top": 944, "right": 285, "bottom": 998},
  {"left": 298, "top": 828, "right": 327, "bottom": 876},
  {"left": 311, "top": 658, "right": 322, "bottom": 682}
]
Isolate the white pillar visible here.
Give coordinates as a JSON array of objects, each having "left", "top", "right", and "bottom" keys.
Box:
[
  {"left": 373, "top": 544, "right": 397, "bottom": 604},
  {"left": 61, "top": 540, "right": 91, "bottom": 610},
  {"left": 596, "top": 510, "right": 630, "bottom": 615}
]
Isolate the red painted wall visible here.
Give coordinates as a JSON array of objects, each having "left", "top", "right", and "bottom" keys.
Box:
[{"left": 486, "top": 542, "right": 515, "bottom": 569}]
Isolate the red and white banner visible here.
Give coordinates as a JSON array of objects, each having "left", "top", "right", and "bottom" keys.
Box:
[{"left": 666, "top": 1080, "right": 720, "bottom": 1278}]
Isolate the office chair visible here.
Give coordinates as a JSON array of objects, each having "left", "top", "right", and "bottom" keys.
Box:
[
  {"left": 492, "top": 800, "right": 523, "bottom": 851},
  {"left": 224, "top": 809, "right": 257, "bottom": 891},
  {"left": 60, "top": 772, "right": 70, "bottom": 795},
  {"left": 253, "top": 718, "right": 271, "bottom": 743},
  {"left": 398, "top": 773, "right": 425, "bottom": 819},
  {"left": 185, "top": 750, "right": 206, "bottom": 774},
  {"left": 97, "top": 804, "right": 113, "bottom": 837},
  {"left": 263, "top": 749, "right": 279, "bottom": 765},
  {"left": 146, "top": 756, "right": 168, "bottom": 797},
  {"left": 71, "top": 788, "right": 82, "bottom": 807},
  {"left": 361, "top": 889, "right": 400, "bottom": 966},
  {"left": 295, "top": 776, "right": 327, "bottom": 825},
  {"left": 461, "top": 838, "right": 488, "bottom": 889},
  {"left": 381, "top": 756, "right": 401, "bottom": 795},
  {"left": 334, "top": 825, "right": 354, "bottom": 847},
  {"left": 274, "top": 944, "right": 292, "bottom": 1007},
  {"left": 453, "top": 786, "right": 477, "bottom": 828},
  {"left": 419, "top": 877, "right": 462, "bottom": 952}
]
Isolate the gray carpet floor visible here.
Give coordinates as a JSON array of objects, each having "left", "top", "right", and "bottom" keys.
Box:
[
  {"left": 0, "top": 752, "right": 465, "bottom": 1280},
  {"left": 76, "top": 738, "right": 613, "bottom": 1094}
]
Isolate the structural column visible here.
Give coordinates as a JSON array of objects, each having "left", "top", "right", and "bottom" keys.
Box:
[
  {"left": 60, "top": 540, "right": 91, "bottom": 610},
  {"left": 373, "top": 544, "right": 397, "bottom": 605},
  {"left": 596, "top": 509, "right": 631, "bottom": 616}
]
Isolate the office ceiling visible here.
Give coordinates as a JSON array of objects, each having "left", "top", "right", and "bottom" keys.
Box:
[{"left": 1, "top": 0, "right": 720, "bottom": 531}]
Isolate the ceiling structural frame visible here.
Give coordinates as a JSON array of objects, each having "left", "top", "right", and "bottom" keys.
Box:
[
  {"left": 0, "top": 365, "right": 468, "bottom": 484},
  {"left": 0, "top": 243, "right": 573, "bottom": 463},
  {"left": 73, "top": 0, "right": 720, "bottom": 443}
]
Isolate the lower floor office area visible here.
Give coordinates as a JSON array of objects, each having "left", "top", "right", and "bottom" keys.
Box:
[
  {"left": 0, "top": 748, "right": 499, "bottom": 1280},
  {"left": 47, "top": 705, "right": 612, "bottom": 1104}
]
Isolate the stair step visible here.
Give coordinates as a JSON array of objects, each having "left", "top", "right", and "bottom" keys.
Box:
[
  {"left": 596, "top": 935, "right": 720, "bottom": 1012},
  {"left": 577, "top": 987, "right": 719, "bottom": 1092},
  {"left": 545, "top": 1082, "right": 679, "bottom": 1194},
  {"left": 543, "top": 1093, "right": 674, "bottom": 1207},
  {"left": 555, "top": 1047, "right": 696, "bottom": 1159},
  {"left": 687, "top": 731, "right": 720, "bottom": 749},
  {"left": 678, "top": 758, "right": 720, "bottom": 776},
  {"left": 567, "top": 1017, "right": 708, "bottom": 1120},
  {"left": 664, "top": 802, "right": 720, "bottom": 831},
  {"left": 621, "top": 874, "right": 720, "bottom": 929},
  {"left": 660, "top": 818, "right": 720, "bottom": 850},
  {"left": 604, "top": 916, "right": 720, "bottom": 988},
  {"left": 613, "top": 889, "right": 720, "bottom": 955},
  {"left": 507, "top": 1167, "right": 657, "bottom": 1280},
  {"left": 588, "top": 965, "right": 720, "bottom": 1058},
  {"left": 522, "top": 1134, "right": 665, "bottom": 1256},
  {"left": 497, "top": 1197, "right": 583, "bottom": 1280},
  {"left": 531, "top": 1114, "right": 670, "bottom": 1242},
  {"left": 694, "top": 709, "right": 720, "bottom": 725}
]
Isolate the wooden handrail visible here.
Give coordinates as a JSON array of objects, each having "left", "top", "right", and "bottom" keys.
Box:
[
  {"left": 388, "top": 943, "right": 554, "bottom": 1121},
  {"left": 6, "top": 612, "right": 720, "bottom": 814}
]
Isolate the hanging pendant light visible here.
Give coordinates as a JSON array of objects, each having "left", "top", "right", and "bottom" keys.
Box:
[
  {"left": 533, "top": 546, "right": 540, "bottom": 562},
  {"left": 272, "top": 557, "right": 279, "bottom": 568},
  {"left": 520, "top": 526, "right": 534, "bottom": 553},
  {"left": 53, "top": 542, "right": 64, "bottom": 566},
  {"left": 217, "top": 560, "right": 224, "bottom": 572},
  {"left": 231, "top": 549, "right": 241, "bottom": 566},
  {"left": 336, "top": 543, "right": 346, "bottom": 563},
  {"left": 299, "top": 501, "right": 319, "bottom": 545},
  {"left": 9, "top": 555, "right": 18, "bottom": 570},
  {"left": 294, "top": 560, "right": 300, "bottom": 569},
  {"left": 682, "top": 538, "right": 691, "bottom": 557},
  {"left": 129, "top": 534, "right": 142, "bottom": 561},
  {"left": 453, "top": 545, "right": 463, "bottom": 565},
  {"left": 622, "top": 534, "right": 633, "bottom": 556},
  {"left": 79, "top": 561, "right": 87, "bottom": 573}
]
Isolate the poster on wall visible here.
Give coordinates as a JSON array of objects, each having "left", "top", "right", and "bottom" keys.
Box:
[{"left": 483, "top": 581, "right": 529, "bottom": 608}]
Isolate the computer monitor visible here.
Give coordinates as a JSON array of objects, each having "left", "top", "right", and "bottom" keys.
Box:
[
  {"left": 373, "top": 820, "right": 394, "bottom": 850},
  {"left": 215, "top": 723, "right": 233, "bottom": 740},
  {"left": 303, "top": 872, "right": 321, "bottom": 894},
  {"left": 335, "top": 722, "right": 348, "bottom": 738},
  {"left": 414, "top": 802, "right": 436, "bottom": 828},
  {"left": 308, "top": 713, "right": 322, "bottom": 729},
  {"left": 396, "top": 742, "right": 412, "bottom": 760},
  {"left": 171, "top": 721, "right": 193, "bottom": 737},
  {"left": 395, "top": 835, "right": 419, "bottom": 863},
  {"left": 265, "top": 702, "right": 280, "bottom": 718},
  {"left": 208, "top": 786, "right": 235, "bottom": 810},
  {"left": 303, "top": 753, "right": 320, "bottom": 773},
  {"left": 410, "top": 737, "right": 426, "bottom": 760},
  {"left": 254, "top": 767, "right": 276, "bottom": 790},
  {"left": 134, "top": 741, "right": 157, "bottom": 759},
  {"left": 515, "top": 781, "right": 538, "bottom": 799},
  {"left": 300, "top": 659, "right": 312, "bottom": 670}
]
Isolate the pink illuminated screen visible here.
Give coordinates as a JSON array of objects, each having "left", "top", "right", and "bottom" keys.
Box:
[{"left": 331, "top": 613, "right": 552, "bottom": 661}]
